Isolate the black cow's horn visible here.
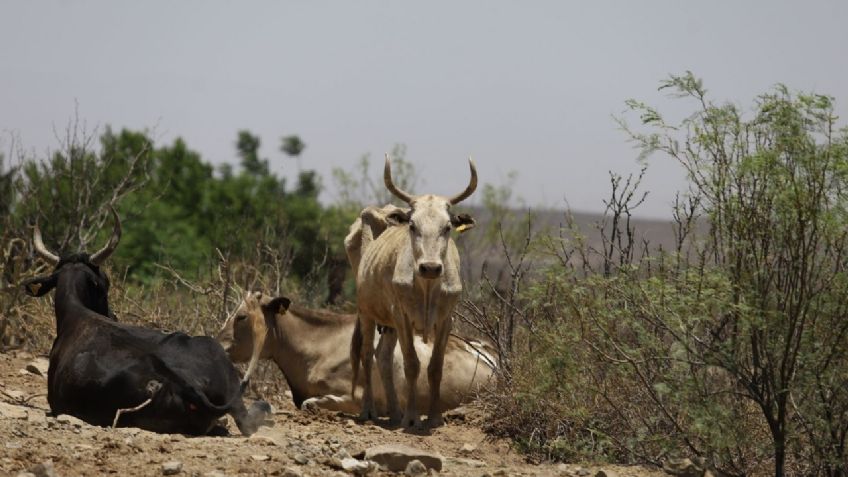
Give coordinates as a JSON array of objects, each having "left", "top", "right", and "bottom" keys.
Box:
[
  {"left": 90, "top": 206, "right": 122, "bottom": 266},
  {"left": 384, "top": 154, "right": 414, "bottom": 204},
  {"left": 33, "top": 223, "right": 60, "bottom": 265},
  {"left": 448, "top": 158, "right": 478, "bottom": 205}
]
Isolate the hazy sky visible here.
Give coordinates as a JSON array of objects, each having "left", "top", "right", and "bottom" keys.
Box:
[{"left": 2, "top": 1, "right": 847, "bottom": 217}]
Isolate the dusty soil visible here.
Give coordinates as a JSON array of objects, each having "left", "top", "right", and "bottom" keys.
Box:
[{"left": 0, "top": 351, "right": 666, "bottom": 477}]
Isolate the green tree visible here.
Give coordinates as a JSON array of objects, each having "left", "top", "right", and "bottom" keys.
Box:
[
  {"left": 280, "top": 135, "right": 306, "bottom": 171},
  {"left": 622, "top": 72, "right": 848, "bottom": 476}
]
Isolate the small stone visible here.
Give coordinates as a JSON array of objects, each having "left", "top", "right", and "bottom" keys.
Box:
[
  {"left": 281, "top": 467, "right": 303, "bottom": 477},
  {"left": 293, "top": 453, "right": 309, "bottom": 465},
  {"left": 595, "top": 470, "right": 614, "bottom": 477},
  {"left": 493, "top": 470, "right": 510, "bottom": 476},
  {"left": 251, "top": 454, "right": 270, "bottom": 462},
  {"left": 56, "top": 414, "right": 86, "bottom": 427},
  {"left": 162, "top": 461, "right": 182, "bottom": 475},
  {"left": 5, "top": 389, "right": 25, "bottom": 400},
  {"left": 576, "top": 468, "right": 590, "bottom": 476},
  {"left": 24, "top": 358, "right": 50, "bottom": 377},
  {"left": 31, "top": 459, "right": 57, "bottom": 477},
  {"left": 405, "top": 459, "right": 427, "bottom": 476},
  {"left": 363, "top": 444, "right": 443, "bottom": 472},
  {"left": 340, "top": 457, "right": 373, "bottom": 475},
  {"left": 203, "top": 472, "right": 226, "bottom": 477},
  {"left": 460, "top": 443, "right": 477, "bottom": 454},
  {"left": 0, "top": 402, "right": 28, "bottom": 419},
  {"left": 446, "top": 457, "right": 486, "bottom": 468},
  {"left": 15, "top": 473, "right": 36, "bottom": 477}
]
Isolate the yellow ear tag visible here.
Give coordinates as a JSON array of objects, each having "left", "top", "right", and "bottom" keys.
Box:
[
  {"left": 28, "top": 283, "right": 42, "bottom": 294},
  {"left": 456, "top": 224, "right": 472, "bottom": 234}
]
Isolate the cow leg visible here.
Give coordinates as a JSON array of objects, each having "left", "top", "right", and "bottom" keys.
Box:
[
  {"left": 301, "top": 394, "right": 359, "bottom": 414},
  {"left": 396, "top": 318, "right": 421, "bottom": 428},
  {"left": 426, "top": 317, "right": 453, "bottom": 428},
  {"left": 358, "top": 317, "right": 379, "bottom": 422},
  {"left": 375, "top": 328, "right": 402, "bottom": 424}
]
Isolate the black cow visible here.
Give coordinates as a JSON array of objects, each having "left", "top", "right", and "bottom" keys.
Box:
[{"left": 22, "top": 208, "right": 270, "bottom": 436}]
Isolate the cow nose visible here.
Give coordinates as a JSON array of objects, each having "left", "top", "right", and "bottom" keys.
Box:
[{"left": 418, "top": 262, "right": 443, "bottom": 278}]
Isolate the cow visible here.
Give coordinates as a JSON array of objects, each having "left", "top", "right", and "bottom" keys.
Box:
[
  {"left": 21, "top": 208, "right": 271, "bottom": 436},
  {"left": 216, "top": 291, "right": 496, "bottom": 415},
  {"left": 352, "top": 156, "right": 477, "bottom": 428}
]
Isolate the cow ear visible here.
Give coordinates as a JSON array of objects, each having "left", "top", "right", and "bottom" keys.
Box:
[
  {"left": 386, "top": 209, "right": 410, "bottom": 226},
  {"left": 21, "top": 274, "right": 58, "bottom": 297},
  {"left": 265, "top": 296, "right": 291, "bottom": 316},
  {"left": 450, "top": 213, "right": 476, "bottom": 233}
]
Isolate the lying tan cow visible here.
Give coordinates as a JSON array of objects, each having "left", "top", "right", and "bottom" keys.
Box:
[{"left": 216, "top": 291, "right": 496, "bottom": 415}]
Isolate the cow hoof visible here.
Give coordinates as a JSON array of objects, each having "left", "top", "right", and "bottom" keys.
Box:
[
  {"left": 388, "top": 412, "right": 403, "bottom": 425},
  {"left": 401, "top": 413, "right": 421, "bottom": 429},
  {"left": 358, "top": 408, "right": 378, "bottom": 422},
  {"left": 301, "top": 399, "right": 319, "bottom": 413}
]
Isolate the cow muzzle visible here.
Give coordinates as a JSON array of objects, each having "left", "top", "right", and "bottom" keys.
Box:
[{"left": 417, "top": 262, "right": 443, "bottom": 279}]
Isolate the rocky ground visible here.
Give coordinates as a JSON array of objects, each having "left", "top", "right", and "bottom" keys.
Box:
[{"left": 0, "top": 351, "right": 668, "bottom": 477}]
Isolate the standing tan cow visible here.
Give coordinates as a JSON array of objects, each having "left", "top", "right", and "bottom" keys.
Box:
[{"left": 353, "top": 156, "right": 477, "bottom": 428}]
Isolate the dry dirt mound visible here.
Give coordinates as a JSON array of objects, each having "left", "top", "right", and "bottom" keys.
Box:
[{"left": 0, "top": 351, "right": 665, "bottom": 477}]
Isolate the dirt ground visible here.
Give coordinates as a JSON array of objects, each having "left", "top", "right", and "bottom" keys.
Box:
[{"left": 0, "top": 351, "right": 667, "bottom": 477}]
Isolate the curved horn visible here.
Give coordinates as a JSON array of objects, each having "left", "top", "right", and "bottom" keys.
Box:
[
  {"left": 448, "top": 157, "right": 478, "bottom": 205},
  {"left": 384, "top": 154, "right": 414, "bottom": 204},
  {"left": 90, "top": 206, "right": 122, "bottom": 266},
  {"left": 33, "top": 223, "right": 60, "bottom": 265}
]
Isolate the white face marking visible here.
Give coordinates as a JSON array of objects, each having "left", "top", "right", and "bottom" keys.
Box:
[{"left": 407, "top": 196, "right": 453, "bottom": 279}]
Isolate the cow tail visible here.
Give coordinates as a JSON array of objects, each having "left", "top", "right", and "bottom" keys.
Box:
[
  {"left": 350, "top": 315, "right": 363, "bottom": 399},
  {"left": 148, "top": 354, "right": 241, "bottom": 414}
]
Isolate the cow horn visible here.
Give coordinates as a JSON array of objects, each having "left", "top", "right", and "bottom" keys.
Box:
[
  {"left": 448, "top": 158, "right": 478, "bottom": 205},
  {"left": 384, "top": 154, "right": 414, "bottom": 204},
  {"left": 90, "top": 206, "right": 122, "bottom": 266},
  {"left": 33, "top": 223, "right": 60, "bottom": 265}
]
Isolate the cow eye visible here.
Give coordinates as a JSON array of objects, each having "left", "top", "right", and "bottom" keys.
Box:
[{"left": 235, "top": 314, "right": 247, "bottom": 322}]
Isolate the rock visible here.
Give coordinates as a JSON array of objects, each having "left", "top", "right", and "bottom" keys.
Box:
[
  {"left": 251, "top": 454, "right": 270, "bottom": 462},
  {"left": 595, "top": 471, "right": 615, "bottom": 477},
  {"left": 445, "top": 457, "right": 486, "bottom": 468},
  {"left": 404, "top": 459, "right": 428, "bottom": 476},
  {"left": 26, "top": 409, "right": 47, "bottom": 424},
  {"left": 56, "top": 414, "right": 86, "bottom": 427},
  {"left": 293, "top": 453, "right": 309, "bottom": 465},
  {"left": 202, "top": 472, "right": 226, "bottom": 477},
  {"left": 31, "top": 460, "right": 57, "bottom": 477},
  {"left": 15, "top": 473, "right": 36, "bottom": 477},
  {"left": 5, "top": 389, "right": 25, "bottom": 400},
  {"left": 459, "top": 443, "right": 477, "bottom": 454},
  {"left": 575, "top": 468, "right": 590, "bottom": 476},
  {"left": 362, "top": 444, "right": 443, "bottom": 472},
  {"left": 161, "top": 461, "right": 182, "bottom": 475},
  {"left": 0, "top": 401, "right": 28, "bottom": 419},
  {"left": 340, "top": 457, "right": 373, "bottom": 475},
  {"left": 24, "top": 358, "right": 50, "bottom": 377},
  {"left": 281, "top": 467, "right": 303, "bottom": 477}
]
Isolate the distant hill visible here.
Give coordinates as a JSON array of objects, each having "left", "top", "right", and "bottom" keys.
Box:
[{"left": 454, "top": 207, "right": 685, "bottom": 285}]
